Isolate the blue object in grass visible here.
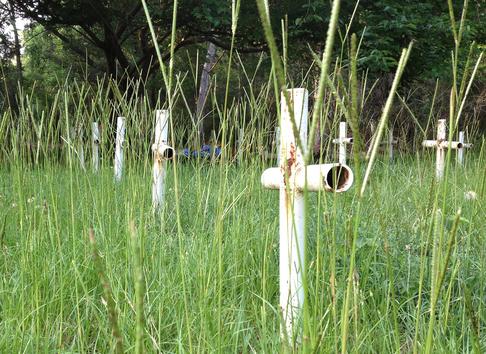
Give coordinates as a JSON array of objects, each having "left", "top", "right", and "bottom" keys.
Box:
[{"left": 182, "top": 145, "right": 222, "bottom": 159}]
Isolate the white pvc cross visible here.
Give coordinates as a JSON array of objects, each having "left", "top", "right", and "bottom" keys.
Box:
[
  {"left": 152, "top": 110, "right": 174, "bottom": 211},
  {"left": 261, "top": 88, "right": 354, "bottom": 342},
  {"left": 457, "top": 131, "right": 472, "bottom": 165},
  {"left": 114, "top": 116, "right": 126, "bottom": 182},
  {"left": 92, "top": 122, "right": 100, "bottom": 172},
  {"left": 332, "top": 121, "right": 353, "bottom": 164},
  {"left": 422, "top": 119, "right": 463, "bottom": 180}
]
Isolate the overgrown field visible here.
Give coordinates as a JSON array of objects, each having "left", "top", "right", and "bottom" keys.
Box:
[{"left": 0, "top": 147, "right": 485, "bottom": 352}]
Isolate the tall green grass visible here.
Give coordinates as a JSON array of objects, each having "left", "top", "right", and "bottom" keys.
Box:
[{"left": 0, "top": 0, "right": 484, "bottom": 352}]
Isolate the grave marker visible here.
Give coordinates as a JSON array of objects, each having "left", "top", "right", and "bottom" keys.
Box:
[
  {"left": 332, "top": 121, "right": 353, "bottom": 164},
  {"left": 152, "top": 110, "right": 174, "bottom": 211},
  {"left": 92, "top": 122, "right": 100, "bottom": 172},
  {"left": 261, "top": 88, "right": 354, "bottom": 342},
  {"left": 422, "top": 119, "right": 463, "bottom": 179},
  {"left": 114, "top": 117, "right": 126, "bottom": 182}
]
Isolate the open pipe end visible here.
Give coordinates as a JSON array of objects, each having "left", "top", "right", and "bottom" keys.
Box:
[
  {"left": 457, "top": 143, "right": 463, "bottom": 149},
  {"left": 152, "top": 143, "right": 175, "bottom": 160},
  {"left": 163, "top": 147, "right": 175, "bottom": 159},
  {"left": 324, "top": 165, "right": 354, "bottom": 192}
]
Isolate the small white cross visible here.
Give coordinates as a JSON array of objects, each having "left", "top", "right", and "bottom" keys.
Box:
[
  {"left": 422, "top": 119, "right": 463, "bottom": 180},
  {"left": 332, "top": 121, "right": 353, "bottom": 164},
  {"left": 261, "top": 88, "right": 354, "bottom": 342}
]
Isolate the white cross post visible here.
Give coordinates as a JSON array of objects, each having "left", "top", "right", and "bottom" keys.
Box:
[
  {"left": 92, "top": 122, "right": 100, "bottom": 172},
  {"left": 388, "top": 125, "right": 398, "bottom": 161},
  {"left": 261, "top": 88, "right": 354, "bottom": 342},
  {"left": 422, "top": 119, "right": 463, "bottom": 180},
  {"left": 332, "top": 121, "right": 353, "bottom": 164},
  {"left": 275, "top": 127, "right": 281, "bottom": 165},
  {"left": 114, "top": 116, "right": 126, "bottom": 182},
  {"left": 457, "top": 131, "right": 472, "bottom": 165},
  {"left": 152, "top": 110, "right": 174, "bottom": 211}
]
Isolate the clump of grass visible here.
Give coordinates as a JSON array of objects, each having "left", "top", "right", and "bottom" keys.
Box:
[{"left": 89, "top": 228, "right": 124, "bottom": 353}]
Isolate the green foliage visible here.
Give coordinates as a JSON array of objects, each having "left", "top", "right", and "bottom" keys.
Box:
[{"left": 23, "top": 26, "right": 81, "bottom": 89}]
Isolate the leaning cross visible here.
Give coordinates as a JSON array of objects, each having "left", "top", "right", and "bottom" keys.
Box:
[
  {"left": 422, "top": 119, "right": 463, "bottom": 180},
  {"left": 261, "top": 88, "right": 354, "bottom": 342},
  {"left": 152, "top": 110, "right": 174, "bottom": 211},
  {"left": 332, "top": 121, "right": 353, "bottom": 164}
]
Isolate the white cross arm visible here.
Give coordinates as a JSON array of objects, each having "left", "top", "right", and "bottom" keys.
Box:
[
  {"left": 261, "top": 163, "right": 354, "bottom": 193},
  {"left": 422, "top": 140, "right": 463, "bottom": 149},
  {"left": 332, "top": 137, "right": 353, "bottom": 144}
]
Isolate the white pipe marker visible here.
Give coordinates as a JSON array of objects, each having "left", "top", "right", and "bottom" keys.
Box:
[
  {"left": 114, "top": 116, "right": 126, "bottom": 182},
  {"left": 422, "top": 119, "right": 466, "bottom": 180},
  {"left": 332, "top": 121, "right": 353, "bottom": 165},
  {"left": 261, "top": 88, "right": 354, "bottom": 342},
  {"left": 92, "top": 122, "right": 100, "bottom": 172},
  {"left": 152, "top": 110, "right": 174, "bottom": 211}
]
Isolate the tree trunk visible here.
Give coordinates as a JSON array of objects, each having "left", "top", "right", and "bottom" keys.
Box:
[
  {"left": 196, "top": 42, "right": 217, "bottom": 144},
  {"left": 8, "top": 1, "right": 22, "bottom": 83}
]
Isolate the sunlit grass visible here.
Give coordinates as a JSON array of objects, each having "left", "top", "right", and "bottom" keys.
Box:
[{"left": 0, "top": 145, "right": 484, "bottom": 352}]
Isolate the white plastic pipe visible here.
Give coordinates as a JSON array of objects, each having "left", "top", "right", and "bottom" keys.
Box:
[
  {"left": 388, "top": 126, "right": 395, "bottom": 161},
  {"left": 261, "top": 89, "right": 354, "bottom": 342},
  {"left": 338, "top": 121, "right": 347, "bottom": 164},
  {"left": 422, "top": 140, "right": 463, "bottom": 149},
  {"left": 92, "top": 122, "right": 100, "bottom": 172},
  {"left": 152, "top": 110, "right": 173, "bottom": 211},
  {"left": 114, "top": 116, "right": 126, "bottom": 182},
  {"left": 261, "top": 89, "right": 353, "bottom": 341},
  {"left": 262, "top": 163, "right": 354, "bottom": 193},
  {"left": 278, "top": 88, "right": 307, "bottom": 341},
  {"left": 436, "top": 119, "right": 446, "bottom": 179},
  {"left": 458, "top": 131, "right": 464, "bottom": 165},
  {"left": 422, "top": 119, "right": 467, "bottom": 179},
  {"left": 276, "top": 127, "right": 281, "bottom": 165}
]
